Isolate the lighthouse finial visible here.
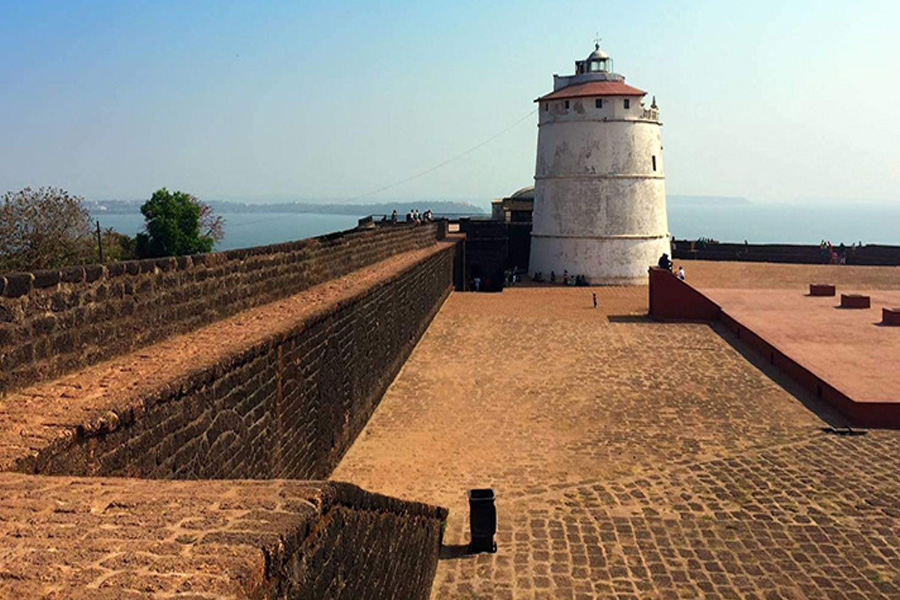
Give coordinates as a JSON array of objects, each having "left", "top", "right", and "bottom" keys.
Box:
[{"left": 594, "top": 33, "right": 602, "bottom": 50}]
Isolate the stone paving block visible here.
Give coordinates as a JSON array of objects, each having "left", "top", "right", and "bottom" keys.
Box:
[{"left": 335, "top": 286, "right": 900, "bottom": 599}]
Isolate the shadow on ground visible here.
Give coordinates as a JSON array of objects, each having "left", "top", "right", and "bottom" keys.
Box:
[
  {"left": 710, "top": 321, "right": 850, "bottom": 428},
  {"left": 606, "top": 314, "right": 650, "bottom": 323},
  {"left": 439, "top": 544, "right": 475, "bottom": 560}
]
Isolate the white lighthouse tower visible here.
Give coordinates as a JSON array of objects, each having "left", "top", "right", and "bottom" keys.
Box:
[{"left": 529, "top": 43, "right": 669, "bottom": 285}]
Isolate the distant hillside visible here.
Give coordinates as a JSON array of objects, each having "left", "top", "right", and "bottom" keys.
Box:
[
  {"left": 668, "top": 195, "right": 751, "bottom": 206},
  {"left": 86, "top": 199, "right": 486, "bottom": 216}
]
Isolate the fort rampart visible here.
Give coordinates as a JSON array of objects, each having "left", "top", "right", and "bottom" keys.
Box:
[
  {"left": 0, "top": 223, "right": 440, "bottom": 395},
  {"left": 11, "top": 246, "right": 454, "bottom": 480},
  {"left": 0, "top": 474, "right": 447, "bottom": 599},
  {"left": 673, "top": 239, "right": 900, "bottom": 266},
  {"left": 0, "top": 223, "right": 457, "bottom": 598}
]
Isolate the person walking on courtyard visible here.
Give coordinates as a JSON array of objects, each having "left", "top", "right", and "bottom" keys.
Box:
[
  {"left": 592, "top": 292, "right": 597, "bottom": 309},
  {"left": 391, "top": 209, "right": 398, "bottom": 223},
  {"left": 677, "top": 266, "right": 685, "bottom": 281}
]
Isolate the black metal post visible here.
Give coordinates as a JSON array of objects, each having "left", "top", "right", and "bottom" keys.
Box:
[
  {"left": 96, "top": 220, "right": 104, "bottom": 263},
  {"left": 467, "top": 488, "right": 497, "bottom": 553}
]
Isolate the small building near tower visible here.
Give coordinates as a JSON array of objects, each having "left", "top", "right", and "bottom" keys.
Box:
[
  {"left": 491, "top": 185, "right": 534, "bottom": 223},
  {"left": 529, "top": 43, "right": 670, "bottom": 285}
]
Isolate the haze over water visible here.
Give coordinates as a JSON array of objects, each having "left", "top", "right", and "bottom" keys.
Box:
[{"left": 92, "top": 202, "right": 900, "bottom": 253}]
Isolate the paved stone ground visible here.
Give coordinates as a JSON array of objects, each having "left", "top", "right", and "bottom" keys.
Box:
[{"left": 333, "top": 285, "right": 900, "bottom": 599}]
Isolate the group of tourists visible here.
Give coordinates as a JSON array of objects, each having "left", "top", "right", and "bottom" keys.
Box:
[
  {"left": 820, "top": 240, "right": 860, "bottom": 265},
  {"left": 531, "top": 270, "right": 589, "bottom": 286},
  {"left": 389, "top": 208, "right": 434, "bottom": 224}
]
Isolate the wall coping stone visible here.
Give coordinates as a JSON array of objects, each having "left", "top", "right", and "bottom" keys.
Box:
[
  {"left": 0, "top": 473, "right": 447, "bottom": 598},
  {"left": 4, "top": 273, "right": 33, "bottom": 298}
]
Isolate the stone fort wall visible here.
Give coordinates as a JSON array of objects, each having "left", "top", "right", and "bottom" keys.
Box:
[
  {"left": 0, "top": 474, "right": 447, "bottom": 600},
  {"left": 0, "top": 223, "right": 440, "bottom": 396},
  {"left": 15, "top": 246, "right": 454, "bottom": 480},
  {"left": 0, "top": 223, "right": 457, "bottom": 599}
]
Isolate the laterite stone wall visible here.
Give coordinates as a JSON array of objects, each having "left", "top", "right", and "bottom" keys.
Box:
[
  {"left": 0, "top": 475, "right": 447, "bottom": 600},
  {"left": 0, "top": 223, "right": 439, "bottom": 395},
  {"left": 20, "top": 246, "right": 455, "bottom": 480}
]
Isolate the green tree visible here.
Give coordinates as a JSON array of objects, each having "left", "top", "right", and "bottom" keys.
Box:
[
  {"left": 0, "top": 187, "right": 95, "bottom": 272},
  {"left": 136, "top": 188, "right": 223, "bottom": 258},
  {"left": 97, "top": 227, "right": 137, "bottom": 262}
]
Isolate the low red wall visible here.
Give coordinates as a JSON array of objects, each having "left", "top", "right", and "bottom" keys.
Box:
[
  {"left": 648, "top": 267, "right": 721, "bottom": 321},
  {"left": 648, "top": 268, "right": 900, "bottom": 429},
  {"left": 718, "top": 312, "right": 900, "bottom": 429}
]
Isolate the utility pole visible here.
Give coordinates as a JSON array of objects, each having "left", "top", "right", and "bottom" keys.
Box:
[{"left": 96, "top": 220, "right": 104, "bottom": 263}]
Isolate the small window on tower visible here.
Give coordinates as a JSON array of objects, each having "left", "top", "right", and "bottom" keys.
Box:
[
  {"left": 595, "top": 98, "right": 603, "bottom": 109},
  {"left": 543, "top": 103, "right": 548, "bottom": 112},
  {"left": 564, "top": 100, "right": 570, "bottom": 110},
  {"left": 624, "top": 99, "right": 631, "bottom": 109},
  {"left": 652, "top": 156, "right": 657, "bottom": 171}
]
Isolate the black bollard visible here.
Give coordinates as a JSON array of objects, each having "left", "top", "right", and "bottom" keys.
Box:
[{"left": 467, "top": 488, "right": 497, "bottom": 553}]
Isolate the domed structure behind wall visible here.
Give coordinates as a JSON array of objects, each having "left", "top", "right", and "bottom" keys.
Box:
[{"left": 528, "top": 44, "right": 670, "bottom": 285}]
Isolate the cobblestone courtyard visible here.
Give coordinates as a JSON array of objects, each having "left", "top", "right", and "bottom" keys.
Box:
[{"left": 334, "top": 283, "right": 900, "bottom": 599}]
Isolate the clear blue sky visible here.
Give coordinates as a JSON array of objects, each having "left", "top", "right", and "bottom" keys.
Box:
[{"left": 1, "top": 0, "right": 898, "bottom": 205}]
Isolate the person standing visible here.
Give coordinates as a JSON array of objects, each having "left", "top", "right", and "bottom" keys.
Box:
[{"left": 592, "top": 292, "right": 597, "bottom": 309}]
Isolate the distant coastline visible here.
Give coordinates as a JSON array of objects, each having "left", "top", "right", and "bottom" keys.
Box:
[
  {"left": 86, "top": 196, "right": 900, "bottom": 248},
  {"left": 86, "top": 199, "right": 486, "bottom": 216}
]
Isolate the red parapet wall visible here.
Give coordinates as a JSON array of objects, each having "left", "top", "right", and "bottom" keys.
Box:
[
  {"left": 648, "top": 267, "right": 721, "bottom": 321},
  {"left": 648, "top": 268, "right": 900, "bottom": 429},
  {"left": 717, "top": 312, "right": 900, "bottom": 429}
]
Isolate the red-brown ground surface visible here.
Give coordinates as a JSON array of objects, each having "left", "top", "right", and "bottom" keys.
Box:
[
  {"left": 681, "top": 260, "right": 900, "bottom": 290},
  {"left": 680, "top": 259, "right": 900, "bottom": 404},
  {"left": 335, "top": 277, "right": 900, "bottom": 599},
  {"left": 703, "top": 288, "right": 900, "bottom": 402}
]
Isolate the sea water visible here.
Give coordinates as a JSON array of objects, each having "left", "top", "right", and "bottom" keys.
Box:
[
  {"left": 92, "top": 212, "right": 365, "bottom": 252},
  {"left": 92, "top": 203, "right": 900, "bottom": 252},
  {"left": 667, "top": 204, "right": 900, "bottom": 245}
]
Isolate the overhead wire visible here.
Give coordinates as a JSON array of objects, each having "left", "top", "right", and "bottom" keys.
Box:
[{"left": 343, "top": 109, "right": 537, "bottom": 203}]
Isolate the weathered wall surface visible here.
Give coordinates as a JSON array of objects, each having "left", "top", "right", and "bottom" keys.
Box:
[
  {"left": 531, "top": 92, "right": 670, "bottom": 285},
  {"left": 18, "top": 245, "right": 454, "bottom": 480},
  {"left": 0, "top": 474, "right": 447, "bottom": 600},
  {"left": 0, "top": 224, "right": 439, "bottom": 396},
  {"left": 275, "top": 482, "right": 446, "bottom": 600},
  {"left": 648, "top": 266, "right": 722, "bottom": 322}
]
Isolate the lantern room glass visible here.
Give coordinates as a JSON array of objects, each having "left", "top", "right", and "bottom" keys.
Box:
[{"left": 588, "top": 58, "right": 608, "bottom": 73}]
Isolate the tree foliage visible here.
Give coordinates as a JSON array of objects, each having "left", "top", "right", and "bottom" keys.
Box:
[
  {"left": 99, "top": 227, "right": 137, "bottom": 262},
  {"left": 135, "top": 188, "right": 224, "bottom": 258},
  {"left": 0, "top": 187, "right": 95, "bottom": 272}
]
